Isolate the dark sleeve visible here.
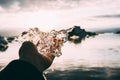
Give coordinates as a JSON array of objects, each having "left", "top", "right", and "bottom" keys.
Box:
[{"left": 0, "top": 60, "right": 45, "bottom": 80}]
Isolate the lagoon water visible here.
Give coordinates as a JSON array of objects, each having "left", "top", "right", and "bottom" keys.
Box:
[
  {"left": 1, "top": 31, "right": 120, "bottom": 80},
  {"left": 45, "top": 33, "right": 120, "bottom": 80},
  {"left": 1, "top": 14, "right": 120, "bottom": 80}
]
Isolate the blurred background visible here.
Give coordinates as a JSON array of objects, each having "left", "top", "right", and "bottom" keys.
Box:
[{"left": 0, "top": 0, "right": 120, "bottom": 80}]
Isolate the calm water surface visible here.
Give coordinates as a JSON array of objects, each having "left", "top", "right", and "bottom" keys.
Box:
[
  {"left": 0, "top": 33, "right": 120, "bottom": 80},
  {"left": 45, "top": 33, "right": 120, "bottom": 80}
]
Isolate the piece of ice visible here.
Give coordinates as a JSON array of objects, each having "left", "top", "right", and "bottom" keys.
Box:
[{"left": 16, "top": 27, "right": 72, "bottom": 57}]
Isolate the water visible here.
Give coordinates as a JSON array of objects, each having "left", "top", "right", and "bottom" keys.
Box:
[
  {"left": 1, "top": 32, "right": 120, "bottom": 80},
  {"left": 45, "top": 33, "right": 120, "bottom": 80},
  {"left": 46, "top": 67, "right": 120, "bottom": 80},
  {"left": 49, "top": 33, "right": 120, "bottom": 69}
]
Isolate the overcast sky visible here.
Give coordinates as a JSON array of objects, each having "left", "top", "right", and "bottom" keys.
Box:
[
  {"left": 0, "top": 0, "right": 119, "bottom": 12},
  {"left": 0, "top": 0, "right": 120, "bottom": 36}
]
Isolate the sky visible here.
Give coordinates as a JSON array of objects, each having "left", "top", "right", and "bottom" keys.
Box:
[{"left": 0, "top": 0, "right": 120, "bottom": 36}]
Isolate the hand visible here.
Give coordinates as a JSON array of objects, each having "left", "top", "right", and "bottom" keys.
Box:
[{"left": 19, "top": 41, "right": 55, "bottom": 72}]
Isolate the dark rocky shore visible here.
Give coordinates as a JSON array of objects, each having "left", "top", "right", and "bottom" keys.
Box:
[
  {"left": 68, "top": 26, "right": 97, "bottom": 43},
  {"left": 115, "top": 31, "right": 120, "bottom": 34},
  {"left": 0, "top": 36, "right": 15, "bottom": 52}
]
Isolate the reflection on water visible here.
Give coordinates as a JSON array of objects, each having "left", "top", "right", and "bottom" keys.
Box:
[{"left": 46, "top": 67, "right": 120, "bottom": 80}]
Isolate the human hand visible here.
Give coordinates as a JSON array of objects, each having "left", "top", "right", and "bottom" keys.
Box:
[{"left": 19, "top": 41, "right": 55, "bottom": 72}]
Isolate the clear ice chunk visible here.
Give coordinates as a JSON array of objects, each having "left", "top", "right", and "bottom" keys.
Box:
[{"left": 16, "top": 27, "right": 72, "bottom": 57}]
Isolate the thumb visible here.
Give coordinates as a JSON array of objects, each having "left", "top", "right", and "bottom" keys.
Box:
[{"left": 19, "top": 41, "right": 38, "bottom": 58}]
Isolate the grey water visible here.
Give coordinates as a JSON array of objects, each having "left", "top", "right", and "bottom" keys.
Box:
[
  {"left": 1, "top": 28, "right": 120, "bottom": 80},
  {"left": 1, "top": 30, "right": 120, "bottom": 80},
  {"left": 45, "top": 33, "right": 120, "bottom": 80}
]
